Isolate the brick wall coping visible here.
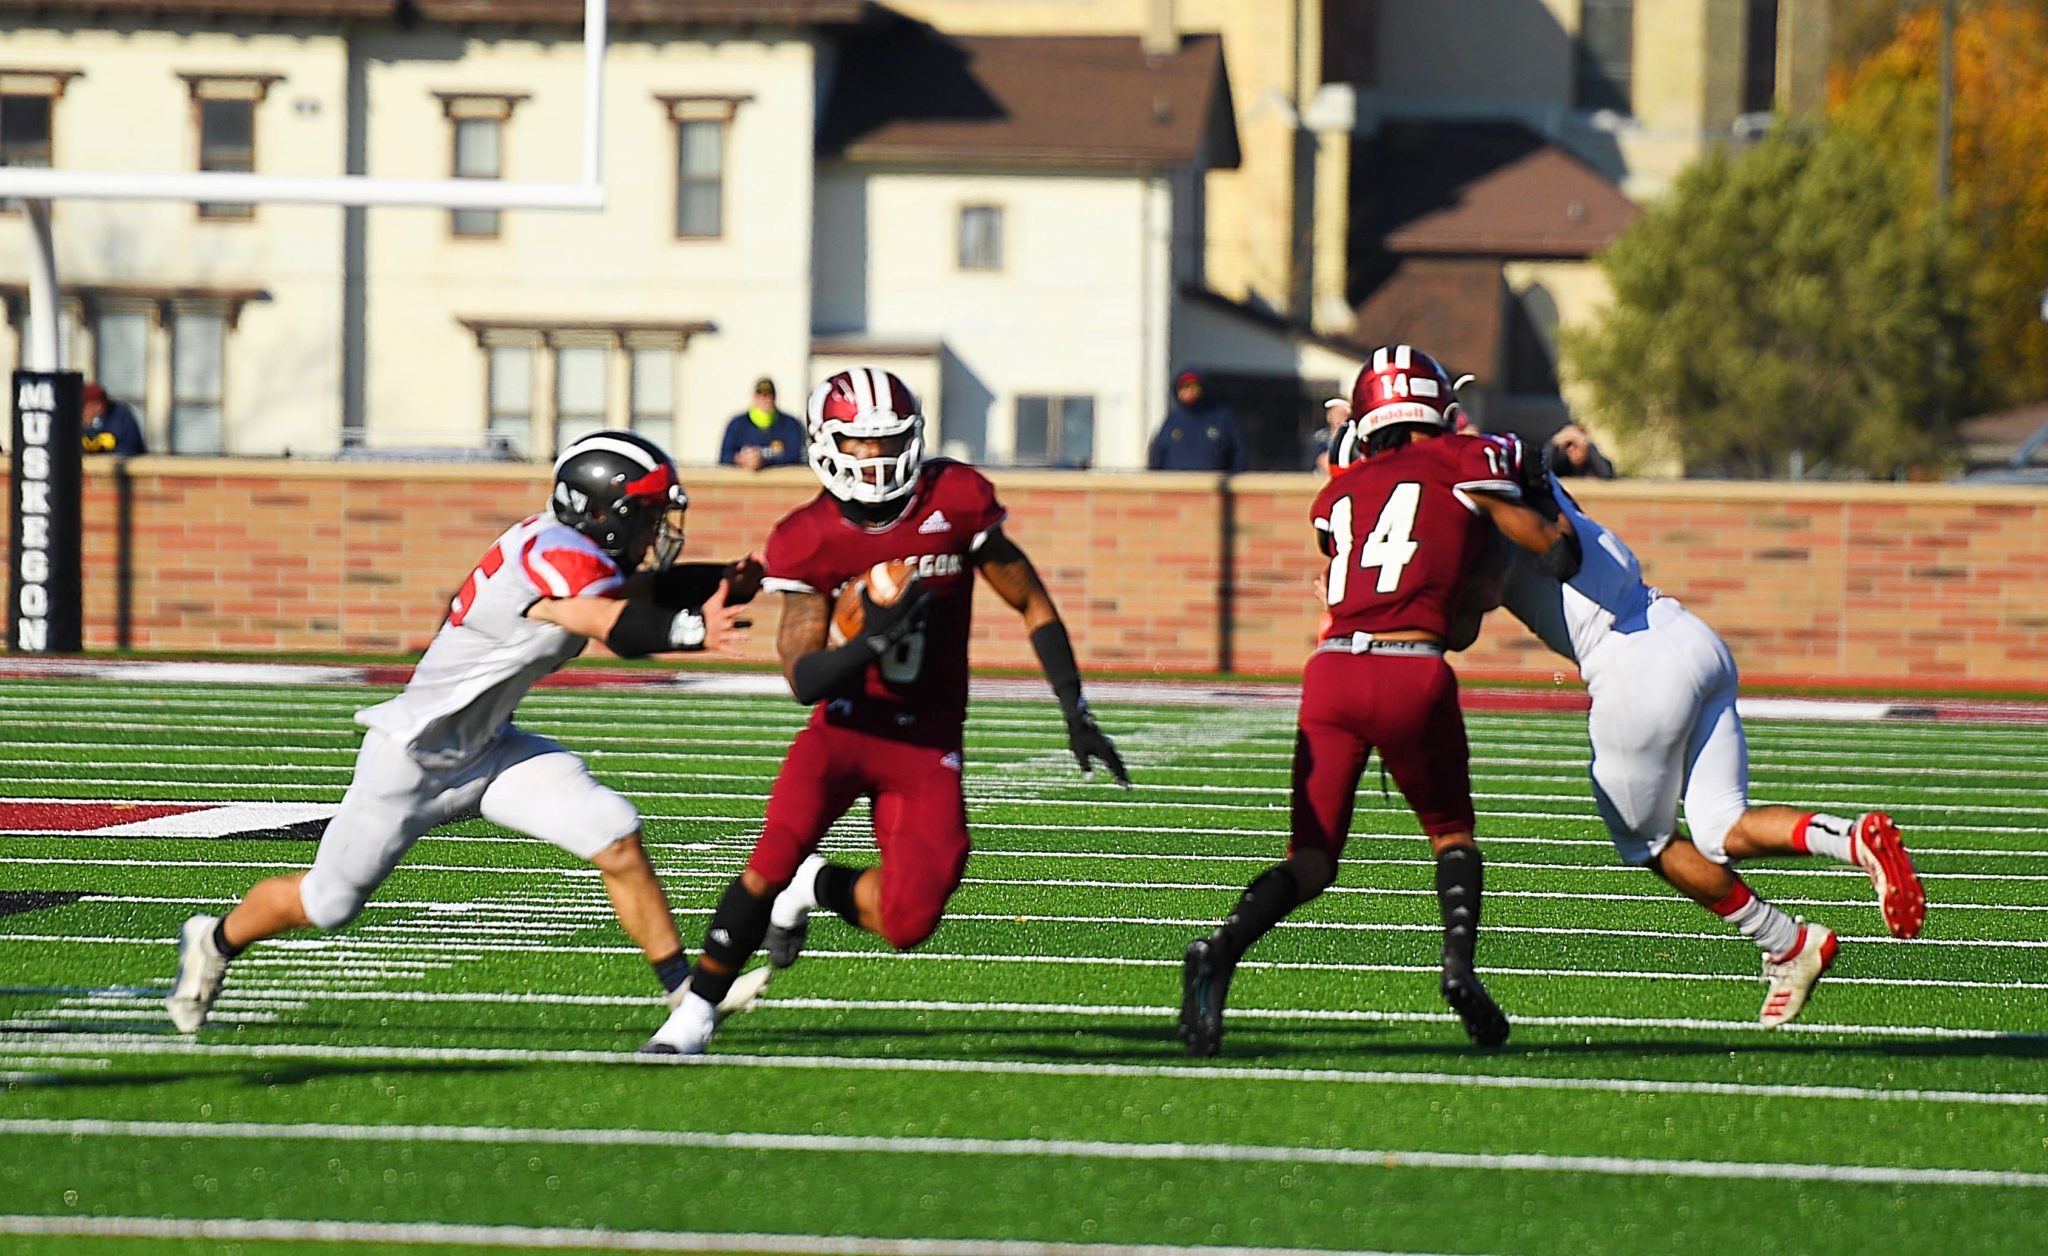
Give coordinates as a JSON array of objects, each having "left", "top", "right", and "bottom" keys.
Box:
[{"left": 70, "top": 458, "right": 2048, "bottom": 506}]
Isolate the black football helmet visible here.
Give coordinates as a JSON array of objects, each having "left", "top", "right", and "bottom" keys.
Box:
[{"left": 551, "top": 431, "right": 687, "bottom": 569}]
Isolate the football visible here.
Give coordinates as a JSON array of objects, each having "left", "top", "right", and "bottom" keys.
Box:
[{"left": 828, "top": 559, "right": 919, "bottom": 646}]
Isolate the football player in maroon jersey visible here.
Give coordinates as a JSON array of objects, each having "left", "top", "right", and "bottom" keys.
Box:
[
  {"left": 1180, "top": 346, "right": 1581, "bottom": 1057},
  {"left": 643, "top": 366, "right": 1129, "bottom": 1054}
]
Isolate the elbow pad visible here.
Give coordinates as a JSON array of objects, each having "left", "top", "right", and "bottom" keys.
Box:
[
  {"left": 1535, "top": 531, "right": 1582, "bottom": 582},
  {"left": 605, "top": 597, "right": 706, "bottom": 658}
]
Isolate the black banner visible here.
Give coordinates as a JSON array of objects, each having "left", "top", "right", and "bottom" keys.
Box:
[{"left": 9, "top": 370, "right": 83, "bottom": 653}]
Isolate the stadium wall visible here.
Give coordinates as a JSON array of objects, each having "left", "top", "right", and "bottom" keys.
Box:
[{"left": 2, "top": 461, "right": 2044, "bottom": 690}]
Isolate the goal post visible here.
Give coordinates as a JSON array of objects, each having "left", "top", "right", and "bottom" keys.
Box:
[{"left": 0, "top": 0, "right": 612, "bottom": 654}]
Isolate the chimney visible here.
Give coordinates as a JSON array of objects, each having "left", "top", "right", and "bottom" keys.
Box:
[{"left": 1142, "top": 0, "right": 1178, "bottom": 59}]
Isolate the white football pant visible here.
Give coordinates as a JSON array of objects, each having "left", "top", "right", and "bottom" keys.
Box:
[
  {"left": 299, "top": 728, "right": 639, "bottom": 928},
  {"left": 1581, "top": 598, "right": 1750, "bottom": 866}
]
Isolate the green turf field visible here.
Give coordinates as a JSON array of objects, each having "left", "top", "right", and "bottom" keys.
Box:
[{"left": 0, "top": 676, "right": 2042, "bottom": 1255}]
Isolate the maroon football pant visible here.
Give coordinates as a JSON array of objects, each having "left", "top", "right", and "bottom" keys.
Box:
[
  {"left": 1290, "top": 650, "right": 1476, "bottom": 859},
  {"left": 745, "top": 719, "right": 971, "bottom": 950}
]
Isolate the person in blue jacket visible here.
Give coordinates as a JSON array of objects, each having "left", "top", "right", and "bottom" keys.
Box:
[
  {"left": 1148, "top": 369, "right": 1246, "bottom": 472},
  {"left": 719, "top": 377, "right": 806, "bottom": 470}
]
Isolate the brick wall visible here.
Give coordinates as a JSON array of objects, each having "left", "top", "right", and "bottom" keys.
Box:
[{"left": 4, "top": 460, "right": 2045, "bottom": 689}]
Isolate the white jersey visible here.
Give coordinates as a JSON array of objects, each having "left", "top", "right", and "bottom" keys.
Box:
[
  {"left": 1498, "top": 473, "right": 1659, "bottom": 670},
  {"left": 356, "top": 514, "right": 624, "bottom": 767}
]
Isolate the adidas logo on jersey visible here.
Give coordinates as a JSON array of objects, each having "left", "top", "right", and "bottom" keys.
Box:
[{"left": 918, "top": 511, "right": 952, "bottom": 535}]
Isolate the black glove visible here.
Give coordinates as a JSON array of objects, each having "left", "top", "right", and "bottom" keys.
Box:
[
  {"left": 858, "top": 577, "right": 931, "bottom": 655},
  {"left": 1065, "top": 700, "right": 1131, "bottom": 788}
]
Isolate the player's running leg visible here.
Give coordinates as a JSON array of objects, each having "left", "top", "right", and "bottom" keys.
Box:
[{"left": 1721, "top": 808, "right": 1924, "bottom": 940}]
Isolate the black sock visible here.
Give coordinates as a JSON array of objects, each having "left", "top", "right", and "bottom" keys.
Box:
[
  {"left": 689, "top": 877, "right": 774, "bottom": 1005},
  {"left": 211, "top": 917, "right": 243, "bottom": 959},
  {"left": 651, "top": 949, "right": 691, "bottom": 995},
  {"left": 815, "top": 862, "right": 865, "bottom": 928},
  {"left": 1214, "top": 864, "right": 1301, "bottom": 956},
  {"left": 1435, "top": 845, "right": 1484, "bottom": 968}
]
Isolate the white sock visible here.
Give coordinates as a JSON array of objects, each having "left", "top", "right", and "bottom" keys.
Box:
[
  {"left": 1794, "top": 813, "right": 1856, "bottom": 862},
  {"left": 1711, "top": 882, "right": 1802, "bottom": 957}
]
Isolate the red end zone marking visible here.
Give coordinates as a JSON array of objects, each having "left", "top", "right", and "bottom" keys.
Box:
[{"left": 0, "top": 801, "right": 212, "bottom": 832}]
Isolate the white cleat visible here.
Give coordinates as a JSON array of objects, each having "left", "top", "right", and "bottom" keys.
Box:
[
  {"left": 165, "top": 914, "right": 231, "bottom": 1034},
  {"left": 1759, "top": 921, "right": 1838, "bottom": 1028},
  {"left": 766, "top": 853, "right": 826, "bottom": 969},
  {"left": 639, "top": 989, "right": 720, "bottom": 1056}
]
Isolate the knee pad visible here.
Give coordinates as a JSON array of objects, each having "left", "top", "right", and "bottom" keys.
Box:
[{"left": 298, "top": 871, "right": 367, "bottom": 931}]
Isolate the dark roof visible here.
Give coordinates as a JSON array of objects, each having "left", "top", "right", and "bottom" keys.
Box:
[
  {"left": 819, "top": 25, "right": 1237, "bottom": 170},
  {"left": 1348, "top": 258, "right": 1507, "bottom": 380},
  {"left": 1355, "top": 121, "right": 1638, "bottom": 258},
  {"left": 0, "top": 1, "right": 865, "bottom": 24}
]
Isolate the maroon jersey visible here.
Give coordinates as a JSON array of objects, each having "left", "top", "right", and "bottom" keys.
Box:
[
  {"left": 1311, "top": 433, "right": 1520, "bottom": 641},
  {"left": 762, "top": 460, "right": 1006, "bottom": 741}
]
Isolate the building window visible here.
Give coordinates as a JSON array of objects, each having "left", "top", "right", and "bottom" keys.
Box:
[
  {"left": 675, "top": 119, "right": 724, "bottom": 238},
  {"left": 553, "top": 342, "right": 608, "bottom": 452},
  {"left": 1743, "top": 0, "right": 1780, "bottom": 115},
  {"left": 658, "top": 96, "right": 744, "bottom": 240},
  {"left": 94, "top": 307, "right": 150, "bottom": 407},
  {"left": 630, "top": 345, "right": 676, "bottom": 453},
  {"left": 959, "top": 205, "right": 1004, "bottom": 271},
  {"left": 0, "top": 92, "right": 50, "bottom": 212},
  {"left": 1014, "top": 394, "right": 1094, "bottom": 468},
  {"left": 183, "top": 75, "right": 278, "bottom": 219},
  {"left": 436, "top": 93, "right": 525, "bottom": 239},
  {"left": 1575, "top": 0, "right": 1634, "bottom": 115},
  {"left": 170, "top": 307, "right": 226, "bottom": 454},
  {"left": 487, "top": 342, "right": 535, "bottom": 459}
]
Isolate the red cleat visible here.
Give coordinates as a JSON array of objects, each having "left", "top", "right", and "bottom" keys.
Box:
[{"left": 1852, "top": 812, "right": 1925, "bottom": 939}]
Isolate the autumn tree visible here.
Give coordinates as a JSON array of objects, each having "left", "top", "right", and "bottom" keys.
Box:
[
  {"left": 1833, "top": 2, "right": 2048, "bottom": 408},
  {"left": 1563, "top": 123, "right": 1958, "bottom": 478}
]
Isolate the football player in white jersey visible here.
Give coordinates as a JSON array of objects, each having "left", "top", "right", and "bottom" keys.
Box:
[
  {"left": 1467, "top": 434, "right": 1925, "bottom": 1027},
  {"left": 166, "top": 432, "right": 756, "bottom": 1040}
]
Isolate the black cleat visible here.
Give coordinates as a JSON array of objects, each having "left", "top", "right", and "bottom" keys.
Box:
[
  {"left": 765, "top": 918, "right": 808, "bottom": 970},
  {"left": 1179, "top": 933, "right": 1239, "bottom": 1058},
  {"left": 1440, "top": 957, "right": 1511, "bottom": 1047}
]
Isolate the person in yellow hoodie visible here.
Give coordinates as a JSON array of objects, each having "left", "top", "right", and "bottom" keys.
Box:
[{"left": 718, "top": 376, "right": 805, "bottom": 470}]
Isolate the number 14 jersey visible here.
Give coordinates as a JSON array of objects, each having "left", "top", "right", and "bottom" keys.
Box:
[{"left": 1311, "top": 434, "right": 1521, "bottom": 642}]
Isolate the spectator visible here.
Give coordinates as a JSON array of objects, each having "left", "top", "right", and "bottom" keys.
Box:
[
  {"left": 81, "top": 383, "right": 147, "bottom": 457},
  {"left": 1312, "top": 397, "right": 1349, "bottom": 474},
  {"left": 1548, "top": 422, "right": 1616, "bottom": 478},
  {"left": 1148, "top": 369, "right": 1247, "bottom": 473},
  {"left": 718, "top": 377, "right": 805, "bottom": 470}
]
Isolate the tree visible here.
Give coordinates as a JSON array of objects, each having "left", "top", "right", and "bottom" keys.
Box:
[
  {"left": 1832, "top": 2, "right": 2048, "bottom": 410},
  {"left": 1563, "top": 123, "right": 1959, "bottom": 478}
]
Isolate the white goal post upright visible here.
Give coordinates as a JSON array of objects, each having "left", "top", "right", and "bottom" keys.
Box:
[
  {"left": 0, "top": 0, "right": 612, "bottom": 369},
  {"left": 1, "top": 0, "right": 610, "bottom": 656}
]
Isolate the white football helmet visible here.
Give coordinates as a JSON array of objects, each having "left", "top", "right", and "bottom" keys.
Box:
[{"left": 807, "top": 366, "right": 925, "bottom": 505}]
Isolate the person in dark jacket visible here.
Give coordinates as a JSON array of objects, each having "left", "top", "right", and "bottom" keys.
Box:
[
  {"left": 719, "top": 377, "right": 806, "bottom": 470},
  {"left": 81, "top": 382, "right": 147, "bottom": 456},
  {"left": 1149, "top": 370, "right": 1247, "bottom": 472}
]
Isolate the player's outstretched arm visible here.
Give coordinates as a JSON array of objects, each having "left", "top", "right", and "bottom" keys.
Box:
[
  {"left": 526, "top": 586, "right": 750, "bottom": 659},
  {"left": 975, "top": 529, "right": 1131, "bottom": 788},
  {"left": 1468, "top": 492, "right": 1581, "bottom": 581}
]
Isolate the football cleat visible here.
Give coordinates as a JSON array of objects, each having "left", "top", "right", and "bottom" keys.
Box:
[
  {"left": 639, "top": 989, "right": 719, "bottom": 1055},
  {"left": 1851, "top": 812, "right": 1925, "bottom": 939},
  {"left": 1439, "top": 956, "right": 1511, "bottom": 1047},
  {"left": 1759, "top": 921, "right": 1839, "bottom": 1028},
  {"left": 165, "top": 914, "right": 231, "bottom": 1034},
  {"left": 1178, "top": 933, "right": 1240, "bottom": 1058},
  {"left": 765, "top": 854, "right": 826, "bottom": 969},
  {"left": 663, "top": 965, "right": 775, "bottom": 1015}
]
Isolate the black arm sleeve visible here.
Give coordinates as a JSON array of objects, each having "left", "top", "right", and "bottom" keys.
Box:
[
  {"left": 1534, "top": 531, "right": 1583, "bottom": 582},
  {"left": 605, "top": 597, "right": 706, "bottom": 658},
  {"left": 1030, "top": 621, "right": 1085, "bottom": 721},
  {"left": 790, "top": 639, "right": 878, "bottom": 707},
  {"left": 647, "top": 563, "right": 729, "bottom": 610}
]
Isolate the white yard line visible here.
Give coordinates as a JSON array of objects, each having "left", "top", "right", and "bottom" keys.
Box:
[
  {"left": 1, "top": 1037, "right": 2037, "bottom": 1109},
  {"left": 0, "top": 1215, "right": 1468, "bottom": 1256},
  {"left": 2, "top": 1118, "right": 2041, "bottom": 1189}
]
